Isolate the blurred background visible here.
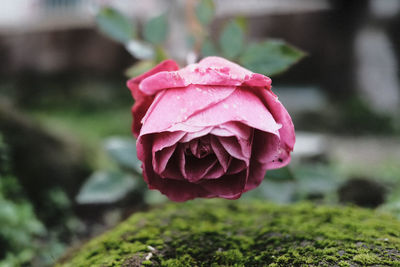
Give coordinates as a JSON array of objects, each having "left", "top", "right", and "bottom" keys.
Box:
[{"left": 0, "top": 0, "right": 399, "bottom": 266}]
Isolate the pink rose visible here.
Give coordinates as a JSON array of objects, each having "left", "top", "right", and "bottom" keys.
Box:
[{"left": 127, "top": 57, "right": 295, "bottom": 201}]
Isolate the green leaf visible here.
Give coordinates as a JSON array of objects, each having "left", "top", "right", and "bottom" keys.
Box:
[
  {"left": 219, "top": 20, "right": 244, "bottom": 59},
  {"left": 239, "top": 40, "right": 305, "bottom": 76},
  {"left": 201, "top": 39, "right": 218, "bottom": 57},
  {"left": 143, "top": 14, "right": 168, "bottom": 45},
  {"left": 195, "top": 0, "right": 215, "bottom": 26},
  {"left": 125, "top": 40, "right": 154, "bottom": 60},
  {"left": 125, "top": 60, "right": 157, "bottom": 78},
  {"left": 76, "top": 171, "right": 137, "bottom": 204},
  {"left": 96, "top": 7, "right": 134, "bottom": 43},
  {"left": 104, "top": 137, "right": 142, "bottom": 174}
]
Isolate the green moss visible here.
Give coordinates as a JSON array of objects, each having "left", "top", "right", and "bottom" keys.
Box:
[{"left": 57, "top": 200, "right": 400, "bottom": 266}]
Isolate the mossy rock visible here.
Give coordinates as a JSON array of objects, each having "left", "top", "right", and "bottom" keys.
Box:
[{"left": 57, "top": 200, "right": 400, "bottom": 266}]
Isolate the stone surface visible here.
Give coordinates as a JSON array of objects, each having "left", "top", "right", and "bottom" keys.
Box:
[{"left": 57, "top": 200, "right": 400, "bottom": 266}]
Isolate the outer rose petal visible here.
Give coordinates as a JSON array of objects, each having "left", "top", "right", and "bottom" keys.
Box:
[
  {"left": 140, "top": 85, "right": 236, "bottom": 136},
  {"left": 139, "top": 57, "right": 271, "bottom": 96},
  {"left": 179, "top": 87, "right": 281, "bottom": 135},
  {"left": 127, "top": 59, "right": 180, "bottom": 137},
  {"left": 254, "top": 87, "right": 295, "bottom": 168}
]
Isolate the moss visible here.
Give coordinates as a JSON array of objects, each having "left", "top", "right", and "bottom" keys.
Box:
[{"left": 57, "top": 200, "right": 400, "bottom": 266}]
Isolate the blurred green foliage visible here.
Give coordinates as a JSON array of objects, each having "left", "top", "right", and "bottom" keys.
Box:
[
  {"left": 95, "top": 2, "right": 304, "bottom": 78},
  {"left": 201, "top": 39, "right": 218, "bottom": 57},
  {"left": 143, "top": 14, "right": 168, "bottom": 45},
  {"left": 239, "top": 40, "right": 305, "bottom": 76},
  {"left": 0, "top": 137, "right": 45, "bottom": 266},
  {"left": 195, "top": 0, "right": 215, "bottom": 26},
  {"left": 219, "top": 20, "right": 244, "bottom": 59},
  {"left": 76, "top": 171, "right": 138, "bottom": 205},
  {"left": 339, "top": 98, "right": 397, "bottom": 135},
  {"left": 96, "top": 7, "right": 135, "bottom": 43}
]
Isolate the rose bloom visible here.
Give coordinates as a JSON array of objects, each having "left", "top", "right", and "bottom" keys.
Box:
[{"left": 127, "top": 57, "right": 295, "bottom": 201}]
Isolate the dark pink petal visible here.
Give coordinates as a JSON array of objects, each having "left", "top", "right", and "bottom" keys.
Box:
[
  {"left": 185, "top": 155, "right": 218, "bottom": 182},
  {"left": 145, "top": 149, "right": 209, "bottom": 201},
  {"left": 267, "top": 148, "right": 291, "bottom": 169},
  {"left": 251, "top": 130, "right": 281, "bottom": 167},
  {"left": 237, "top": 137, "right": 252, "bottom": 159},
  {"left": 152, "top": 131, "right": 185, "bottom": 152},
  {"left": 199, "top": 170, "right": 247, "bottom": 199},
  {"left": 254, "top": 87, "right": 295, "bottom": 168},
  {"left": 202, "top": 162, "right": 225, "bottom": 179},
  {"left": 153, "top": 179, "right": 213, "bottom": 201},
  {"left": 210, "top": 136, "right": 230, "bottom": 172},
  {"left": 160, "top": 152, "right": 184, "bottom": 181},
  {"left": 227, "top": 158, "right": 247, "bottom": 175},
  {"left": 217, "top": 136, "right": 249, "bottom": 164},
  {"left": 139, "top": 85, "right": 236, "bottom": 136},
  {"left": 152, "top": 131, "right": 185, "bottom": 174},
  {"left": 244, "top": 160, "right": 267, "bottom": 192},
  {"left": 146, "top": 168, "right": 214, "bottom": 201},
  {"left": 153, "top": 145, "right": 176, "bottom": 175},
  {"left": 178, "top": 146, "right": 187, "bottom": 179}
]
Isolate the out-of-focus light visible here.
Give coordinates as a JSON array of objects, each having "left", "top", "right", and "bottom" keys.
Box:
[{"left": 370, "top": 0, "right": 400, "bottom": 19}]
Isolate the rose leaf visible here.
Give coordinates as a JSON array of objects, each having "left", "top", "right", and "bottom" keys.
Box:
[
  {"left": 219, "top": 20, "right": 244, "bottom": 59},
  {"left": 143, "top": 13, "right": 168, "bottom": 45},
  {"left": 96, "top": 7, "right": 135, "bottom": 43},
  {"left": 239, "top": 40, "right": 305, "bottom": 76}
]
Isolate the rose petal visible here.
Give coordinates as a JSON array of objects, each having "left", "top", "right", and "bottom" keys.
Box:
[
  {"left": 217, "top": 136, "right": 249, "bottom": 164},
  {"left": 152, "top": 131, "right": 185, "bottom": 152},
  {"left": 127, "top": 59, "right": 180, "bottom": 137},
  {"left": 127, "top": 59, "right": 179, "bottom": 100},
  {"left": 180, "top": 127, "right": 212, "bottom": 142},
  {"left": 139, "top": 57, "right": 271, "bottom": 96},
  {"left": 227, "top": 158, "right": 247, "bottom": 175},
  {"left": 254, "top": 87, "right": 295, "bottom": 168},
  {"left": 199, "top": 170, "right": 247, "bottom": 199},
  {"left": 181, "top": 87, "right": 281, "bottom": 135},
  {"left": 218, "top": 121, "right": 252, "bottom": 140},
  {"left": 139, "top": 85, "right": 236, "bottom": 136},
  {"left": 210, "top": 136, "right": 230, "bottom": 172},
  {"left": 147, "top": 173, "right": 213, "bottom": 201},
  {"left": 251, "top": 130, "right": 281, "bottom": 167},
  {"left": 244, "top": 160, "right": 266, "bottom": 192},
  {"left": 209, "top": 127, "right": 233, "bottom": 137},
  {"left": 202, "top": 162, "right": 225, "bottom": 179},
  {"left": 152, "top": 131, "right": 185, "bottom": 174},
  {"left": 153, "top": 145, "right": 176, "bottom": 175},
  {"left": 160, "top": 151, "right": 184, "bottom": 181},
  {"left": 185, "top": 154, "right": 218, "bottom": 182}
]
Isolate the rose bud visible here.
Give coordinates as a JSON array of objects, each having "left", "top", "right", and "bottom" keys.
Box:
[{"left": 127, "top": 57, "right": 295, "bottom": 201}]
